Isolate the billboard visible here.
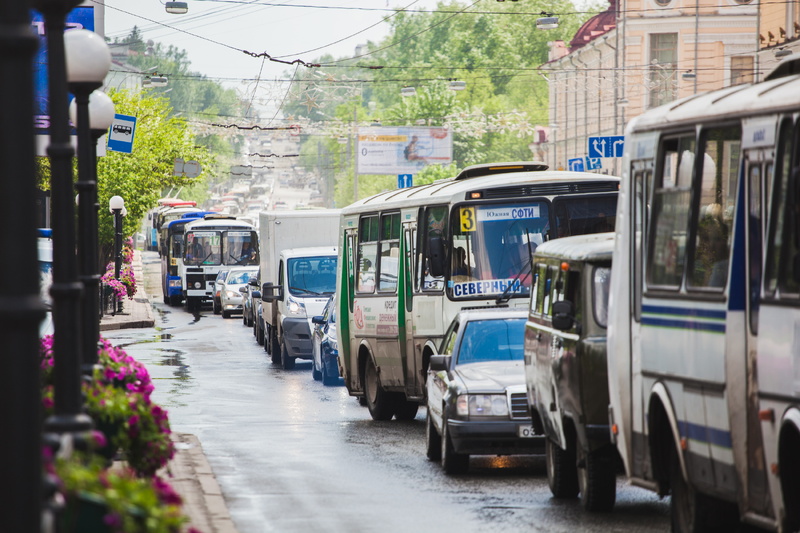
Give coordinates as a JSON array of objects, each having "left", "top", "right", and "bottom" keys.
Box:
[
  {"left": 356, "top": 126, "right": 453, "bottom": 175},
  {"left": 31, "top": 6, "right": 95, "bottom": 146}
]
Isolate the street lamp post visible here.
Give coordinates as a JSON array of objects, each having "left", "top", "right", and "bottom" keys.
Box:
[
  {"left": 0, "top": 1, "right": 48, "bottom": 531},
  {"left": 33, "top": 0, "right": 93, "bottom": 437},
  {"left": 110, "top": 196, "right": 125, "bottom": 280},
  {"left": 66, "top": 29, "right": 112, "bottom": 370}
]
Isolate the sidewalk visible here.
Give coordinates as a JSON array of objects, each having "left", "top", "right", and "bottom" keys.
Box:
[{"left": 100, "top": 251, "right": 237, "bottom": 533}]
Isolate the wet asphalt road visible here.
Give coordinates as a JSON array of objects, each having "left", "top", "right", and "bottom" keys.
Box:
[{"left": 102, "top": 252, "right": 671, "bottom": 533}]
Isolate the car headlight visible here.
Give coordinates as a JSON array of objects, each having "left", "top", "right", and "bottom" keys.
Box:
[
  {"left": 225, "top": 290, "right": 239, "bottom": 299},
  {"left": 456, "top": 394, "right": 508, "bottom": 417},
  {"left": 286, "top": 296, "right": 307, "bottom": 317}
]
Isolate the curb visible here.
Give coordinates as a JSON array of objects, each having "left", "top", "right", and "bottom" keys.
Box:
[{"left": 99, "top": 250, "right": 155, "bottom": 331}]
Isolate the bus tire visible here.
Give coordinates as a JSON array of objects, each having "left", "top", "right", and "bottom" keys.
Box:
[
  {"left": 546, "top": 438, "right": 578, "bottom": 498},
  {"left": 169, "top": 295, "right": 181, "bottom": 306},
  {"left": 670, "top": 447, "right": 707, "bottom": 532},
  {"left": 391, "top": 394, "right": 419, "bottom": 421},
  {"left": 577, "top": 445, "right": 616, "bottom": 512},
  {"left": 441, "top": 417, "right": 469, "bottom": 475},
  {"left": 280, "top": 342, "right": 295, "bottom": 370},
  {"left": 364, "top": 357, "right": 393, "bottom": 421},
  {"left": 426, "top": 410, "right": 442, "bottom": 462}
]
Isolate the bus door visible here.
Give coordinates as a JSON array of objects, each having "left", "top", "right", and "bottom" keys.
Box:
[
  {"left": 739, "top": 135, "right": 774, "bottom": 517},
  {"left": 341, "top": 227, "right": 359, "bottom": 392},
  {"left": 401, "top": 221, "right": 419, "bottom": 397}
]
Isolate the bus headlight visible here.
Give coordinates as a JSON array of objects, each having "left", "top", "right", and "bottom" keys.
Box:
[
  {"left": 194, "top": 281, "right": 202, "bottom": 289},
  {"left": 456, "top": 394, "right": 508, "bottom": 417},
  {"left": 168, "top": 280, "right": 181, "bottom": 287},
  {"left": 286, "top": 296, "right": 307, "bottom": 317}
]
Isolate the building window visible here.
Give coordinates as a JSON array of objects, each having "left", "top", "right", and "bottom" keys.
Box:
[
  {"left": 731, "top": 56, "right": 754, "bottom": 85},
  {"left": 649, "top": 33, "right": 677, "bottom": 108}
]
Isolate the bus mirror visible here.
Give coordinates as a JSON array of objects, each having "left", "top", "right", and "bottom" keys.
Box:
[
  {"left": 552, "top": 300, "right": 575, "bottom": 331},
  {"left": 428, "top": 236, "right": 446, "bottom": 277},
  {"left": 795, "top": 254, "right": 800, "bottom": 283}
]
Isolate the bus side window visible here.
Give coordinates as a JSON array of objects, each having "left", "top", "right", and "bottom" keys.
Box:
[
  {"left": 648, "top": 133, "right": 696, "bottom": 288},
  {"left": 378, "top": 213, "right": 400, "bottom": 292},
  {"left": 765, "top": 118, "right": 795, "bottom": 295},
  {"left": 357, "top": 216, "right": 379, "bottom": 293},
  {"left": 420, "top": 206, "right": 447, "bottom": 292}
]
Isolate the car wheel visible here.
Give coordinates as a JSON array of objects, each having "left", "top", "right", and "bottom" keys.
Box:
[
  {"left": 270, "top": 330, "right": 281, "bottom": 364},
  {"left": 391, "top": 394, "right": 419, "bottom": 421},
  {"left": 321, "top": 359, "right": 338, "bottom": 386},
  {"left": 425, "top": 410, "right": 442, "bottom": 462},
  {"left": 280, "top": 342, "right": 295, "bottom": 370},
  {"left": 256, "top": 323, "right": 265, "bottom": 346},
  {"left": 577, "top": 444, "right": 617, "bottom": 512},
  {"left": 546, "top": 438, "right": 578, "bottom": 498},
  {"left": 222, "top": 309, "right": 230, "bottom": 319},
  {"left": 441, "top": 418, "right": 469, "bottom": 475},
  {"left": 364, "top": 357, "right": 393, "bottom": 421},
  {"left": 311, "top": 357, "right": 322, "bottom": 381},
  {"left": 242, "top": 311, "right": 248, "bottom": 325},
  {"left": 213, "top": 300, "right": 221, "bottom": 315}
]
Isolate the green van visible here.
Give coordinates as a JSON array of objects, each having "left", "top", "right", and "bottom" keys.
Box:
[{"left": 523, "top": 232, "right": 618, "bottom": 512}]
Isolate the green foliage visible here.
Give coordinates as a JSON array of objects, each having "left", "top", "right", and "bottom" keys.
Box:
[{"left": 95, "top": 89, "right": 215, "bottom": 261}]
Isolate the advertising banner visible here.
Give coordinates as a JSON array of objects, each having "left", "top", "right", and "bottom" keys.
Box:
[{"left": 356, "top": 126, "right": 452, "bottom": 175}]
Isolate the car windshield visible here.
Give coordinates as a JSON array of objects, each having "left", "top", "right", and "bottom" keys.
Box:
[
  {"left": 227, "top": 269, "right": 256, "bottom": 285},
  {"left": 456, "top": 318, "right": 526, "bottom": 364},
  {"left": 287, "top": 256, "right": 337, "bottom": 296}
]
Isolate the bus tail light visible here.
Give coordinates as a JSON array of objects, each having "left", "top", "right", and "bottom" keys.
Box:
[{"left": 758, "top": 409, "right": 775, "bottom": 423}]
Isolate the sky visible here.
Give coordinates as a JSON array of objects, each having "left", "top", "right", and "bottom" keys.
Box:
[{"left": 100, "top": 0, "right": 443, "bottom": 110}]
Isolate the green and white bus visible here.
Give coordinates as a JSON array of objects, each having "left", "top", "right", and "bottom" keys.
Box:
[{"left": 336, "top": 162, "right": 620, "bottom": 421}]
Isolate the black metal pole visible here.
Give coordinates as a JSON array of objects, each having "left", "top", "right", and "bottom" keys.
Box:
[
  {"left": 37, "top": 1, "right": 92, "bottom": 435},
  {"left": 114, "top": 209, "right": 123, "bottom": 279},
  {"left": 0, "top": 4, "right": 47, "bottom": 532},
  {"left": 72, "top": 83, "right": 101, "bottom": 370}
]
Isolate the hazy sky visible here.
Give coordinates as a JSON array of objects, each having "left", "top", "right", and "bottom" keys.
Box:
[{"left": 102, "top": 0, "right": 443, "bottom": 104}]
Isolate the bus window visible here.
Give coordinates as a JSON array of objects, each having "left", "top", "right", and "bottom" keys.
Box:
[
  {"left": 378, "top": 213, "right": 400, "bottom": 292},
  {"left": 419, "top": 206, "right": 447, "bottom": 292},
  {"left": 357, "top": 215, "right": 379, "bottom": 293},
  {"left": 688, "top": 126, "right": 741, "bottom": 289},
  {"left": 765, "top": 118, "right": 795, "bottom": 295},
  {"left": 553, "top": 195, "right": 618, "bottom": 237},
  {"left": 224, "top": 231, "right": 258, "bottom": 266},
  {"left": 648, "top": 133, "right": 696, "bottom": 288}
]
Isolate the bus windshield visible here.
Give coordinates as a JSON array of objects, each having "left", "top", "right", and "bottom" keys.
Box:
[
  {"left": 184, "top": 231, "right": 221, "bottom": 266},
  {"left": 287, "top": 256, "right": 337, "bottom": 296},
  {"left": 450, "top": 202, "right": 549, "bottom": 299},
  {"left": 223, "top": 231, "right": 259, "bottom": 266}
]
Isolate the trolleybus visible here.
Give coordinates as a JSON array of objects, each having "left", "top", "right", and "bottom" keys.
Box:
[
  {"left": 607, "top": 56, "right": 800, "bottom": 532},
  {"left": 182, "top": 216, "right": 259, "bottom": 311},
  {"left": 337, "top": 162, "right": 619, "bottom": 421}
]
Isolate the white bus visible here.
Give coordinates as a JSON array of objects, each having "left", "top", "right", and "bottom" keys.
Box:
[
  {"left": 182, "top": 215, "right": 259, "bottom": 311},
  {"left": 607, "top": 57, "right": 800, "bottom": 532},
  {"left": 337, "top": 162, "right": 620, "bottom": 421}
]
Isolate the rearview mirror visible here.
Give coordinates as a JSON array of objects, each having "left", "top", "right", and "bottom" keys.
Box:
[
  {"left": 312, "top": 315, "right": 325, "bottom": 325},
  {"left": 428, "top": 236, "right": 446, "bottom": 277},
  {"left": 429, "top": 354, "right": 451, "bottom": 372},
  {"left": 261, "top": 282, "right": 283, "bottom": 302}
]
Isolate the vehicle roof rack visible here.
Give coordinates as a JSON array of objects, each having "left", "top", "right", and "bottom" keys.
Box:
[
  {"left": 765, "top": 53, "right": 800, "bottom": 81},
  {"left": 454, "top": 161, "right": 549, "bottom": 181},
  {"left": 203, "top": 214, "right": 237, "bottom": 220}
]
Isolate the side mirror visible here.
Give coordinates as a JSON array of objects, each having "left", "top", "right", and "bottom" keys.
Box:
[
  {"left": 248, "top": 278, "right": 259, "bottom": 287},
  {"left": 239, "top": 286, "right": 247, "bottom": 294},
  {"left": 551, "top": 300, "right": 575, "bottom": 331},
  {"left": 312, "top": 315, "right": 324, "bottom": 325},
  {"left": 251, "top": 290, "right": 261, "bottom": 299},
  {"left": 428, "top": 236, "right": 446, "bottom": 277},
  {"left": 261, "top": 282, "right": 283, "bottom": 302},
  {"left": 429, "top": 354, "right": 451, "bottom": 372}
]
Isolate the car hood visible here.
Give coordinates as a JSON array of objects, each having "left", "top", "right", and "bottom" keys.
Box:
[{"left": 453, "top": 361, "right": 525, "bottom": 393}]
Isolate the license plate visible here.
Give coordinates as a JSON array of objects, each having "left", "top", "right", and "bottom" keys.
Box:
[{"left": 518, "top": 425, "right": 537, "bottom": 438}]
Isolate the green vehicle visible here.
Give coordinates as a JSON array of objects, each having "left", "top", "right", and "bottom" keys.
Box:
[{"left": 523, "top": 232, "right": 618, "bottom": 512}]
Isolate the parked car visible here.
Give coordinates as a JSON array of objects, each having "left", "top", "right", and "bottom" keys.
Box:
[
  {"left": 426, "top": 308, "right": 543, "bottom": 475},
  {"left": 212, "top": 269, "right": 229, "bottom": 315},
  {"left": 311, "top": 294, "right": 339, "bottom": 386},
  {"left": 220, "top": 267, "right": 258, "bottom": 318},
  {"left": 523, "top": 232, "right": 619, "bottom": 512}
]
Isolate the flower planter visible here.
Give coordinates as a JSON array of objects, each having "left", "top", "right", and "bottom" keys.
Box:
[{"left": 60, "top": 492, "right": 113, "bottom": 533}]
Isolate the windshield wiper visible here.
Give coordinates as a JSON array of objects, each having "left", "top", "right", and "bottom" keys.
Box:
[
  {"left": 289, "top": 286, "right": 320, "bottom": 296},
  {"left": 496, "top": 228, "right": 536, "bottom": 305}
]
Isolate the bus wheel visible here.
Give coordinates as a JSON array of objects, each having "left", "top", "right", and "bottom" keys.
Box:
[
  {"left": 670, "top": 448, "right": 707, "bottom": 532},
  {"left": 280, "top": 342, "right": 295, "bottom": 370},
  {"left": 577, "top": 445, "right": 616, "bottom": 512},
  {"left": 546, "top": 438, "right": 578, "bottom": 498},
  {"left": 169, "top": 295, "right": 181, "bottom": 306},
  {"left": 391, "top": 394, "right": 419, "bottom": 421},
  {"left": 364, "top": 357, "right": 393, "bottom": 421}
]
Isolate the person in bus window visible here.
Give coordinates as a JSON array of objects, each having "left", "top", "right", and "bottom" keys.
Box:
[
  {"left": 188, "top": 237, "right": 203, "bottom": 262},
  {"left": 238, "top": 241, "right": 254, "bottom": 264},
  {"left": 452, "top": 247, "right": 470, "bottom": 278}
]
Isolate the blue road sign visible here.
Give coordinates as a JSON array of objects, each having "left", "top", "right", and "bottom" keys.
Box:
[
  {"left": 107, "top": 114, "right": 137, "bottom": 153},
  {"left": 568, "top": 158, "right": 585, "bottom": 172},
  {"left": 398, "top": 173, "right": 413, "bottom": 189},
  {"left": 585, "top": 157, "right": 601, "bottom": 170},
  {"left": 587, "top": 135, "right": 625, "bottom": 158}
]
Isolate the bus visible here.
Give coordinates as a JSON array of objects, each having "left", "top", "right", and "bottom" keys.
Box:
[
  {"left": 182, "top": 216, "right": 260, "bottom": 311},
  {"left": 143, "top": 199, "right": 197, "bottom": 251},
  {"left": 160, "top": 212, "right": 214, "bottom": 306},
  {"left": 607, "top": 57, "right": 800, "bottom": 532},
  {"left": 337, "top": 162, "right": 619, "bottom": 421}
]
